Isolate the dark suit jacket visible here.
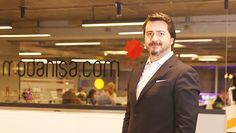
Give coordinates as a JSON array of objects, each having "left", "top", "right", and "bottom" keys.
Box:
[{"left": 122, "top": 55, "right": 200, "bottom": 133}]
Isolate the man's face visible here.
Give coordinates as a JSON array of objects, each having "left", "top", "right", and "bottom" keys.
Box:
[{"left": 144, "top": 21, "right": 173, "bottom": 56}]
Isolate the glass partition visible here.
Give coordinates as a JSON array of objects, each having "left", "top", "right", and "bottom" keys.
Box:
[{"left": 0, "top": 1, "right": 235, "bottom": 110}]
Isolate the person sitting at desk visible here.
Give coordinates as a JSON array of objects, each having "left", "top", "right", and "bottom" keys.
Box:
[
  {"left": 213, "top": 89, "right": 228, "bottom": 109},
  {"left": 86, "top": 89, "right": 98, "bottom": 105},
  {"left": 62, "top": 89, "right": 82, "bottom": 104}
]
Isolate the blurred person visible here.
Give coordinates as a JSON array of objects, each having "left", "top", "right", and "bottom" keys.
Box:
[
  {"left": 96, "top": 87, "right": 115, "bottom": 105},
  {"left": 213, "top": 89, "right": 228, "bottom": 109},
  {"left": 22, "top": 88, "right": 33, "bottom": 103},
  {"left": 5, "top": 87, "right": 10, "bottom": 97},
  {"left": 228, "top": 75, "right": 236, "bottom": 105},
  {"left": 122, "top": 12, "right": 200, "bottom": 133},
  {"left": 77, "top": 87, "right": 87, "bottom": 101},
  {"left": 104, "top": 82, "right": 117, "bottom": 99},
  {"left": 86, "top": 89, "right": 98, "bottom": 105},
  {"left": 62, "top": 89, "right": 82, "bottom": 104}
]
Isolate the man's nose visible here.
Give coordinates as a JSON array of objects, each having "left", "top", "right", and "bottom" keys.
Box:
[{"left": 151, "top": 33, "right": 160, "bottom": 42}]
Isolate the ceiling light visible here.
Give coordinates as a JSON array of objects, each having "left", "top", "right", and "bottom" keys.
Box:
[
  {"left": 0, "top": 26, "right": 13, "bottom": 29},
  {"left": 179, "top": 54, "right": 198, "bottom": 58},
  {"left": 198, "top": 58, "right": 218, "bottom": 61},
  {"left": 104, "top": 51, "right": 127, "bottom": 56},
  {"left": 197, "top": 55, "right": 222, "bottom": 62},
  {"left": 175, "top": 39, "right": 213, "bottom": 43},
  {"left": 174, "top": 43, "right": 186, "bottom": 48},
  {"left": 21, "top": 59, "right": 48, "bottom": 64},
  {"left": 55, "top": 42, "right": 101, "bottom": 46},
  {"left": 46, "top": 61, "right": 64, "bottom": 64},
  {"left": 50, "top": 61, "right": 64, "bottom": 64},
  {"left": 198, "top": 55, "right": 223, "bottom": 59},
  {"left": 0, "top": 34, "right": 51, "bottom": 38},
  {"left": 19, "top": 52, "right": 42, "bottom": 56},
  {"left": 118, "top": 32, "right": 143, "bottom": 35},
  {"left": 175, "top": 30, "right": 181, "bottom": 33},
  {"left": 21, "top": 59, "right": 65, "bottom": 64},
  {"left": 71, "top": 59, "right": 110, "bottom": 64},
  {"left": 71, "top": 59, "right": 98, "bottom": 63},
  {"left": 118, "top": 30, "right": 181, "bottom": 35},
  {"left": 82, "top": 22, "right": 144, "bottom": 27}
]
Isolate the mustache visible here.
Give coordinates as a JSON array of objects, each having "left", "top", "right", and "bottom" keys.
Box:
[{"left": 149, "top": 42, "right": 162, "bottom": 46}]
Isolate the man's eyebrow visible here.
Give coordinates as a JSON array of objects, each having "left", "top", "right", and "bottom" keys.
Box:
[
  {"left": 146, "top": 30, "right": 165, "bottom": 32},
  {"left": 156, "top": 30, "right": 166, "bottom": 32}
]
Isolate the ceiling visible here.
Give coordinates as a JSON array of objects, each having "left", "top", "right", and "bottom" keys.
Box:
[{"left": 0, "top": 0, "right": 236, "bottom": 67}]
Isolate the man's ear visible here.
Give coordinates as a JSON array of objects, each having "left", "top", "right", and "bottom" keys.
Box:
[{"left": 170, "top": 38, "right": 174, "bottom": 45}]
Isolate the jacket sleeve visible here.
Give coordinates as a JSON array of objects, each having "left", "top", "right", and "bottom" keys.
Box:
[{"left": 174, "top": 67, "right": 200, "bottom": 133}]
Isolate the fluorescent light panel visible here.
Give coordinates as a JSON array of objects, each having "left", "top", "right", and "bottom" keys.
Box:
[
  {"left": 104, "top": 51, "right": 127, "bottom": 56},
  {"left": 19, "top": 52, "right": 42, "bottom": 56},
  {"left": 177, "top": 54, "right": 222, "bottom": 61},
  {"left": 0, "top": 34, "right": 51, "bottom": 38},
  {"left": 21, "top": 59, "right": 47, "bottom": 63},
  {"left": 198, "top": 58, "right": 218, "bottom": 61},
  {"left": 55, "top": 42, "right": 101, "bottom": 46},
  {"left": 118, "top": 31, "right": 143, "bottom": 35},
  {"left": 51, "top": 61, "right": 63, "bottom": 64},
  {"left": 174, "top": 43, "right": 185, "bottom": 48},
  {"left": 197, "top": 55, "right": 222, "bottom": 62},
  {"left": 175, "top": 39, "right": 213, "bottom": 43},
  {"left": 179, "top": 54, "right": 198, "bottom": 58},
  {"left": 82, "top": 22, "right": 144, "bottom": 27},
  {"left": 72, "top": 59, "right": 97, "bottom": 63},
  {"left": 175, "top": 30, "right": 181, "bottom": 33},
  {"left": 21, "top": 59, "right": 64, "bottom": 64},
  {"left": 198, "top": 55, "right": 223, "bottom": 59},
  {"left": 0, "top": 26, "right": 12, "bottom": 29}
]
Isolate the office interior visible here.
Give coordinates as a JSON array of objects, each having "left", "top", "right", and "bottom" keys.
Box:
[{"left": 0, "top": 0, "right": 236, "bottom": 133}]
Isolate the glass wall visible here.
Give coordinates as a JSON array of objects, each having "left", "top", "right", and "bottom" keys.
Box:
[{"left": 0, "top": 1, "right": 235, "bottom": 109}]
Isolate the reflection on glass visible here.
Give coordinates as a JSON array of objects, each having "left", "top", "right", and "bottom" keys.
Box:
[{"left": 0, "top": 1, "right": 235, "bottom": 111}]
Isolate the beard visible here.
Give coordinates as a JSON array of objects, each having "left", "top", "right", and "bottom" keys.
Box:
[
  {"left": 148, "top": 41, "right": 162, "bottom": 56},
  {"left": 150, "top": 49, "right": 160, "bottom": 56}
]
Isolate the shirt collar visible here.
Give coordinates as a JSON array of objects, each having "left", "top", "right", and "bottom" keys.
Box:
[{"left": 146, "top": 51, "right": 174, "bottom": 66}]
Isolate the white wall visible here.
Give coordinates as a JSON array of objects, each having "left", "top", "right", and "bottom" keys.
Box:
[
  {"left": 0, "top": 108, "right": 226, "bottom": 133},
  {"left": 196, "top": 113, "right": 226, "bottom": 133}
]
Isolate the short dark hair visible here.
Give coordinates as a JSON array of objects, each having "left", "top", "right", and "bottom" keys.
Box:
[{"left": 143, "top": 12, "right": 176, "bottom": 49}]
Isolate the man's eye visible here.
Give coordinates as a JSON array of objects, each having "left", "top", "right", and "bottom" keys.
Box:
[
  {"left": 160, "top": 32, "right": 165, "bottom": 36},
  {"left": 146, "top": 32, "right": 153, "bottom": 36}
]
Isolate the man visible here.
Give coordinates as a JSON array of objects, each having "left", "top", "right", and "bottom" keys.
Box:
[{"left": 122, "top": 12, "right": 200, "bottom": 133}]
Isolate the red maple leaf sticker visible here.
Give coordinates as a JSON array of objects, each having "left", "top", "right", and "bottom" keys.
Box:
[{"left": 124, "top": 39, "right": 144, "bottom": 60}]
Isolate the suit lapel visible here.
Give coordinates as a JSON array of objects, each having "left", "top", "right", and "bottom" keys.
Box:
[
  {"left": 136, "top": 55, "right": 177, "bottom": 103},
  {"left": 131, "top": 63, "right": 145, "bottom": 105}
]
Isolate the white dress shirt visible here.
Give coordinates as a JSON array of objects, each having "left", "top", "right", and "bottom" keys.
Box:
[{"left": 136, "top": 51, "right": 174, "bottom": 100}]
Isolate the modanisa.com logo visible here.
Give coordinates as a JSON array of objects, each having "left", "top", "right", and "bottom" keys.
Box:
[{"left": 1, "top": 59, "right": 119, "bottom": 78}]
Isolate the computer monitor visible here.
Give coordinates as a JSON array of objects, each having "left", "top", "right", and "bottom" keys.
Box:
[{"left": 199, "top": 93, "right": 217, "bottom": 105}]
